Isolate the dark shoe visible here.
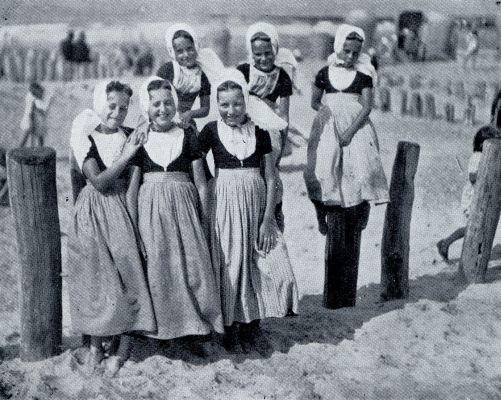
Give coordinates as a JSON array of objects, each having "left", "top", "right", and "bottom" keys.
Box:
[
  {"left": 185, "top": 336, "right": 211, "bottom": 358},
  {"left": 223, "top": 325, "right": 242, "bottom": 354},
  {"left": 437, "top": 240, "right": 449, "bottom": 261},
  {"left": 240, "top": 321, "right": 273, "bottom": 357}
]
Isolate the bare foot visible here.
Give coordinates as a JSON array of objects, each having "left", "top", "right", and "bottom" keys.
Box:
[
  {"left": 104, "top": 356, "right": 124, "bottom": 378},
  {"left": 85, "top": 347, "right": 105, "bottom": 374}
]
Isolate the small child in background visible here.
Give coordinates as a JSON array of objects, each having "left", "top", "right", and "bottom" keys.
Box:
[
  {"left": 20, "top": 82, "right": 53, "bottom": 147},
  {"left": 437, "top": 125, "right": 501, "bottom": 260}
]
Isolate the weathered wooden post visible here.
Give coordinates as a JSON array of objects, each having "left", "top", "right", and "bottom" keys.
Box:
[
  {"left": 459, "top": 139, "right": 501, "bottom": 283},
  {"left": 445, "top": 102, "right": 455, "bottom": 122},
  {"left": 409, "top": 92, "right": 423, "bottom": 118},
  {"left": 7, "top": 147, "right": 62, "bottom": 361},
  {"left": 424, "top": 93, "right": 436, "bottom": 119},
  {"left": 381, "top": 141, "right": 420, "bottom": 301},
  {"left": 25, "top": 48, "right": 37, "bottom": 83},
  {"left": 400, "top": 90, "right": 408, "bottom": 116}
]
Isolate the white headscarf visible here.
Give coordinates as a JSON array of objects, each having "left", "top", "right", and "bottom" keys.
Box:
[
  {"left": 138, "top": 75, "right": 185, "bottom": 169},
  {"left": 70, "top": 79, "right": 128, "bottom": 170},
  {"left": 138, "top": 75, "right": 180, "bottom": 123},
  {"left": 246, "top": 22, "right": 279, "bottom": 58},
  {"left": 327, "top": 24, "right": 377, "bottom": 86},
  {"left": 214, "top": 68, "right": 287, "bottom": 135},
  {"left": 164, "top": 23, "right": 225, "bottom": 88}
]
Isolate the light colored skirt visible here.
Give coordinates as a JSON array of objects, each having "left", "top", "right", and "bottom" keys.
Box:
[
  {"left": 304, "top": 93, "right": 389, "bottom": 208},
  {"left": 67, "top": 181, "right": 156, "bottom": 336},
  {"left": 138, "top": 172, "right": 224, "bottom": 339},
  {"left": 210, "top": 168, "right": 299, "bottom": 326}
]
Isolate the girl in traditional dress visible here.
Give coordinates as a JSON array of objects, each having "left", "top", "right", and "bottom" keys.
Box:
[
  {"left": 157, "top": 23, "right": 224, "bottom": 129},
  {"left": 304, "top": 24, "right": 389, "bottom": 309},
  {"left": 199, "top": 69, "right": 298, "bottom": 355},
  {"left": 134, "top": 76, "right": 224, "bottom": 349},
  {"left": 68, "top": 80, "right": 156, "bottom": 374},
  {"left": 237, "top": 22, "right": 294, "bottom": 231}
]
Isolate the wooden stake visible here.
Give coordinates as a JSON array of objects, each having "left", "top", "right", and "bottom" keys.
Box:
[
  {"left": 459, "top": 139, "right": 501, "bottom": 283},
  {"left": 7, "top": 147, "right": 62, "bottom": 361},
  {"left": 381, "top": 141, "right": 420, "bottom": 301}
]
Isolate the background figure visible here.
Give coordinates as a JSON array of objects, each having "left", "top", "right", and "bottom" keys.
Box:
[
  {"left": 463, "top": 29, "right": 479, "bottom": 70},
  {"left": 437, "top": 126, "right": 501, "bottom": 260},
  {"left": 60, "top": 30, "right": 74, "bottom": 62},
  {"left": 73, "top": 31, "right": 92, "bottom": 63},
  {"left": 19, "top": 82, "right": 53, "bottom": 147}
]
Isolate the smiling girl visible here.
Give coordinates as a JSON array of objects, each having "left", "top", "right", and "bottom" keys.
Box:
[
  {"left": 199, "top": 69, "right": 298, "bottom": 355},
  {"left": 68, "top": 80, "right": 156, "bottom": 374},
  {"left": 237, "top": 22, "right": 294, "bottom": 231},
  {"left": 134, "top": 77, "right": 223, "bottom": 349},
  {"left": 304, "top": 25, "right": 389, "bottom": 309},
  {"left": 157, "top": 23, "right": 224, "bottom": 129}
]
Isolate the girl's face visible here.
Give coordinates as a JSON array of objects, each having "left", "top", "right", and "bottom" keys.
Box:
[
  {"left": 172, "top": 36, "right": 198, "bottom": 68},
  {"left": 148, "top": 88, "right": 177, "bottom": 130},
  {"left": 218, "top": 89, "right": 246, "bottom": 127},
  {"left": 99, "top": 90, "right": 130, "bottom": 130},
  {"left": 251, "top": 39, "right": 275, "bottom": 72},
  {"left": 337, "top": 39, "right": 362, "bottom": 68}
]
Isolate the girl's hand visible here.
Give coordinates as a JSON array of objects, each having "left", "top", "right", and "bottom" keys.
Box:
[
  {"left": 134, "top": 118, "right": 149, "bottom": 145},
  {"left": 338, "top": 130, "right": 354, "bottom": 147},
  {"left": 258, "top": 217, "right": 277, "bottom": 254},
  {"left": 122, "top": 132, "right": 142, "bottom": 160},
  {"left": 179, "top": 111, "right": 193, "bottom": 129}
]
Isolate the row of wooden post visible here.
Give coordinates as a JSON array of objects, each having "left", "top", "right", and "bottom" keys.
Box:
[
  {"left": 7, "top": 139, "right": 501, "bottom": 360},
  {"left": 378, "top": 87, "right": 480, "bottom": 125},
  {"left": 1, "top": 50, "right": 131, "bottom": 83}
]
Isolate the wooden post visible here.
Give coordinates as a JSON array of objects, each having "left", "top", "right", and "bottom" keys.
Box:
[
  {"left": 409, "top": 92, "right": 423, "bottom": 118},
  {"left": 7, "top": 147, "right": 62, "bottom": 361},
  {"left": 400, "top": 90, "right": 408, "bottom": 116},
  {"left": 381, "top": 141, "right": 420, "bottom": 301},
  {"left": 445, "top": 102, "right": 455, "bottom": 122},
  {"left": 459, "top": 139, "right": 501, "bottom": 283},
  {"left": 424, "top": 93, "right": 436, "bottom": 119}
]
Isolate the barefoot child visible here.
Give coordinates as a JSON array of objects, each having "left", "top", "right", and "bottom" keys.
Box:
[
  {"left": 68, "top": 80, "right": 156, "bottom": 374},
  {"left": 237, "top": 22, "right": 293, "bottom": 231},
  {"left": 19, "top": 82, "right": 53, "bottom": 147},
  {"left": 199, "top": 69, "right": 298, "bottom": 355},
  {"left": 304, "top": 24, "right": 389, "bottom": 309},
  {"left": 437, "top": 125, "right": 500, "bottom": 260},
  {"left": 134, "top": 76, "right": 223, "bottom": 348}
]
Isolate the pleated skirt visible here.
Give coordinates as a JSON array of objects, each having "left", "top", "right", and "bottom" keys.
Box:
[
  {"left": 138, "top": 172, "right": 224, "bottom": 339},
  {"left": 210, "top": 168, "right": 299, "bottom": 326},
  {"left": 67, "top": 181, "right": 156, "bottom": 336}
]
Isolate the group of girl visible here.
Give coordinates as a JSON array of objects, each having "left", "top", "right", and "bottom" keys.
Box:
[{"left": 68, "top": 21, "right": 389, "bottom": 375}]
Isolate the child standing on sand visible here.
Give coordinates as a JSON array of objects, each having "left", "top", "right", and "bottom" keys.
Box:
[
  {"left": 19, "top": 82, "right": 53, "bottom": 147},
  {"left": 199, "top": 69, "right": 298, "bottom": 355},
  {"left": 304, "top": 24, "right": 389, "bottom": 309},
  {"left": 68, "top": 80, "right": 156, "bottom": 375},
  {"left": 437, "top": 125, "right": 500, "bottom": 260},
  {"left": 134, "top": 76, "right": 223, "bottom": 350}
]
